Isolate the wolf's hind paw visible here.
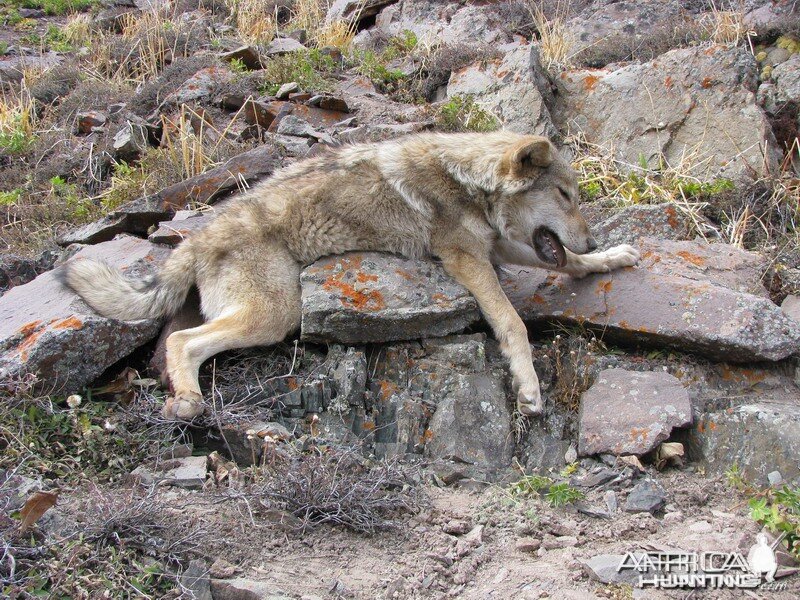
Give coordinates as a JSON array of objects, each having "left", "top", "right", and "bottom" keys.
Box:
[{"left": 162, "top": 392, "right": 205, "bottom": 421}]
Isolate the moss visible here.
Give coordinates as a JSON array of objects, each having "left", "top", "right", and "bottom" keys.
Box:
[{"left": 434, "top": 94, "right": 499, "bottom": 133}]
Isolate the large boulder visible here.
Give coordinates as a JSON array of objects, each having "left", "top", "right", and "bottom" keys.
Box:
[
  {"left": 554, "top": 45, "right": 780, "bottom": 181},
  {"left": 502, "top": 237, "right": 800, "bottom": 362},
  {"left": 0, "top": 236, "right": 169, "bottom": 392},
  {"left": 688, "top": 401, "right": 800, "bottom": 485},
  {"left": 300, "top": 253, "right": 479, "bottom": 344},
  {"left": 578, "top": 368, "right": 693, "bottom": 457},
  {"left": 447, "top": 43, "right": 557, "bottom": 137}
]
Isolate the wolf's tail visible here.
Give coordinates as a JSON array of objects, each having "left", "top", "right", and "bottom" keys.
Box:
[{"left": 62, "top": 242, "right": 197, "bottom": 321}]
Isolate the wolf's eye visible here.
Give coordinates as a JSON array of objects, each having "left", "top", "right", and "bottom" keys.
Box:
[{"left": 557, "top": 187, "right": 571, "bottom": 201}]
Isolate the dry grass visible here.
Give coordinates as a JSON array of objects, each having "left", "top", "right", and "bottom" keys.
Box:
[
  {"left": 527, "top": 0, "right": 574, "bottom": 72},
  {"left": 227, "top": 0, "right": 281, "bottom": 45},
  {"left": 702, "top": 1, "right": 751, "bottom": 47},
  {"left": 0, "top": 84, "right": 37, "bottom": 154},
  {"left": 315, "top": 19, "right": 356, "bottom": 50}
]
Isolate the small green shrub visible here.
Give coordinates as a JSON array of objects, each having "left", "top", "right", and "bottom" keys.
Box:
[
  {"left": 0, "top": 188, "right": 23, "bottom": 205},
  {"left": 435, "top": 94, "right": 499, "bottom": 133},
  {"left": 19, "top": 0, "right": 96, "bottom": 16},
  {"left": 749, "top": 487, "right": 800, "bottom": 560},
  {"left": 49, "top": 175, "right": 94, "bottom": 220},
  {"left": 261, "top": 49, "right": 337, "bottom": 94}
]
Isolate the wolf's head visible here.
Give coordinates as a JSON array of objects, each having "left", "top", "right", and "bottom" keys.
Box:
[{"left": 495, "top": 136, "right": 596, "bottom": 268}]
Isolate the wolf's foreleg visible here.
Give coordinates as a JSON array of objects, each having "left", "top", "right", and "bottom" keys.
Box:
[
  {"left": 492, "top": 239, "right": 640, "bottom": 278},
  {"left": 439, "top": 248, "right": 543, "bottom": 416}
]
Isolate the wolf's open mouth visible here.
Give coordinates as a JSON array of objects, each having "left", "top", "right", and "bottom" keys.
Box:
[{"left": 532, "top": 227, "right": 567, "bottom": 268}]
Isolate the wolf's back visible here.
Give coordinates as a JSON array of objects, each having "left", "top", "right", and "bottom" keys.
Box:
[{"left": 62, "top": 242, "right": 196, "bottom": 321}]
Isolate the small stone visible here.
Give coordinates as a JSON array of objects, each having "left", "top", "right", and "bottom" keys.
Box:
[
  {"left": 542, "top": 535, "right": 579, "bottom": 550},
  {"left": 276, "top": 82, "right": 299, "bottom": 99},
  {"left": 180, "top": 559, "right": 212, "bottom": 600},
  {"left": 781, "top": 295, "right": 800, "bottom": 323},
  {"left": 604, "top": 490, "right": 618, "bottom": 514},
  {"left": 768, "top": 470, "right": 783, "bottom": 486},
  {"left": 688, "top": 520, "right": 713, "bottom": 533},
  {"left": 112, "top": 121, "right": 148, "bottom": 158},
  {"left": 266, "top": 37, "right": 307, "bottom": 55},
  {"left": 76, "top": 111, "right": 107, "bottom": 135},
  {"left": 663, "top": 511, "right": 684, "bottom": 524},
  {"left": 161, "top": 455, "right": 208, "bottom": 489},
  {"left": 582, "top": 554, "right": 643, "bottom": 585},
  {"left": 624, "top": 479, "right": 667, "bottom": 514},
  {"left": 209, "top": 558, "right": 238, "bottom": 579},
  {"left": 442, "top": 520, "right": 470, "bottom": 535},
  {"left": 515, "top": 537, "right": 541, "bottom": 553},
  {"left": 220, "top": 45, "right": 262, "bottom": 70},
  {"left": 564, "top": 445, "right": 578, "bottom": 465}
]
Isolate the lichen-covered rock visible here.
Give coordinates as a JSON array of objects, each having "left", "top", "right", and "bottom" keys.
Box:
[
  {"left": 554, "top": 46, "right": 779, "bottom": 181},
  {"left": 0, "top": 236, "right": 169, "bottom": 392},
  {"left": 578, "top": 369, "right": 692, "bottom": 457},
  {"left": 300, "top": 253, "right": 479, "bottom": 344},
  {"left": 689, "top": 402, "right": 800, "bottom": 485},
  {"left": 447, "top": 43, "right": 557, "bottom": 138},
  {"left": 502, "top": 237, "right": 800, "bottom": 362},
  {"left": 593, "top": 203, "right": 694, "bottom": 248},
  {"left": 327, "top": 0, "right": 398, "bottom": 25}
]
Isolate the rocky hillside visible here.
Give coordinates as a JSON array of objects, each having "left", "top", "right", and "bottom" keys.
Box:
[{"left": 1, "top": 0, "right": 800, "bottom": 598}]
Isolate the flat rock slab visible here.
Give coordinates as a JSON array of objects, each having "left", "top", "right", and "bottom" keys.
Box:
[
  {"left": 300, "top": 253, "right": 479, "bottom": 344},
  {"left": 0, "top": 236, "right": 169, "bottom": 392},
  {"left": 579, "top": 368, "right": 692, "bottom": 457},
  {"left": 210, "top": 578, "right": 292, "bottom": 600},
  {"left": 148, "top": 214, "right": 214, "bottom": 246},
  {"left": 502, "top": 237, "right": 800, "bottom": 362}
]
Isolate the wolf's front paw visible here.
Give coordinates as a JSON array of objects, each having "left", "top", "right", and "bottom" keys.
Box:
[
  {"left": 601, "top": 244, "right": 640, "bottom": 271},
  {"left": 517, "top": 388, "right": 543, "bottom": 417},
  {"left": 162, "top": 391, "right": 205, "bottom": 420}
]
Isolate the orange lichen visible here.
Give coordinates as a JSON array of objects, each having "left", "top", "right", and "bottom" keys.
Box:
[
  {"left": 18, "top": 321, "right": 43, "bottom": 338},
  {"left": 394, "top": 269, "right": 415, "bottom": 281},
  {"left": 665, "top": 205, "right": 679, "bottom": 229},
  {"left": 701, "top": 76, "right": 713, "bottom": 89},
  {"left": 532, "top": 294, "right": 546, "bottom": 305},
  {"left": 52, "top": 316, "right": 84, "bottom": 330},
  {"left": 676, "top": 251, "right": 706, "bottom": 267},
  {"left": 356, "top": 272, "right": 378, "bottom": 283},
  {"left": 378, "top": 380, "right": 398, "bottom": 400},
  {"left": 420, "top": 429, "right": 434, "bottom": 444},
  {"left": 596, "top": 280, "right": 613, "bottom": 294},
  {"left": 664, "top": 76, "right": 673, "bottom": 89},
  {"left": 583, "top": 74, "right": 600, "bottom": 90},
  {"left": 630, "top": 428, "right": 649, "bottom": 443}
]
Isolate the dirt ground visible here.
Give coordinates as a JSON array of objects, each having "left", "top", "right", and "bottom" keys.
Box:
[{"left": 128, "top": 468, "right": 798, "bottom": 600}]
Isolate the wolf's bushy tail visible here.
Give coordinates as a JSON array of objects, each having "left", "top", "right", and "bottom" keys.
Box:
[{"left": 62, "top": 242, "right": 196, "bottom": 321}]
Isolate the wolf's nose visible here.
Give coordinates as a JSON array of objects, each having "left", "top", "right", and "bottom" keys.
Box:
[{"left": 587, "top": 237, "right": 598, "bottom": 252}]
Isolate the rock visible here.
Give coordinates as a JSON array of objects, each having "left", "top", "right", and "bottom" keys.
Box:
[
  {"left": 516, "top": 537, "right": 541, "bottom": 553},
  {"left": 442, "top": 519, "right": 470, "bottom": 535},
  {"left": 243, "top": 99, "right": 286, "bottom": 128},
  {"left": 781, "top": 295, "right": 800, "bottom": 322},
  {"left": 0, "top": 254, "right": 39, "bottom": 295},
  {"left": 163, "top": 66, "right": 233, "bottom": 106},
  {"left": 210, "top": 577, "right": 292, "bottom": 600},
  {"left": 623, "top": 479, "right": 667, "bottom": 514},
  {"left": 578, "top": 369, "right": 692, "bottom": 457},
  {"left": 275, "top": 114, "right": 333, "bottom": 143},
  {"left": 0, "top": 53, "right": 61, "bottom": 85},
  {"left": 220, "top": 46, "right": 262, "bottom": 70},
  {"left": 771, "top": 54, "right": 800, "bottom": 102},
  {"left": 326, "top": 0, "right": 398, "bottom": 25},
  {"left": 209, "top": 558, "right": 239, "bottom": 579},
  {"left": 264, "top": 132, "right": 312, "bottom": 157},
  {"left": 266, "top": 37, "right": 307, "bottom": 56},
  {"left": 542, "top": 535, "right": 579, "bottom": 550},
  {"left": 554, "top": 46, "right": 779, "bottom": 181},
  {"left": 308, "top": 95, "right": 349, "bottom": 113},
  {"left": 75, "top": 111, "right": 107, "bottom": 135},
  {"left": 148, "top": 213, "right": 214, "bottom": 245},
  {"left": 564, "top": 444, "right": 577, "bottom": 464},
  {"left": 582, "top": 554, "right": 643, "bottom": 585},
  {"left": 593, "top": 203, "right": 693, "bottom": 248},
  {"left": 688, "top": 520, "right": 713, "bottom": 533},
  {"left": 768, "top": 471, "right": 783, "bottom": 486},
  {"left": 0, "top": 236, "right": 168, "bottom": 392},
  {"left": 604, "top": 490, "right": 618, "bottom": 514},
  {"left": 424, "top": 368, "right": 512, "bottom": 469},
  {"left": 131, "top": 455, "right": 207, "bottom": 488},
  {"left": 447, "top": 43, "right": 556, "bottom": 138},
  {"left": 275, "top": 81, "right": 299, "bottom": 99},
  {"left": 300, "top": 252, "right": 479, "bottom": 344},
  {"left": 502, "top": 237, "right": 800, "bottom": 362},
  {"left": 112, "top": 121, "right": 149, "bottom": 158},
  {"left": 455, "top": 524, "right": 484, "bottom": 556},
  {"left": 273, "top": 103, "right": 349, "bottom": 131},
  {"left": 18, "top": 8, "right": 45, "bottom": 18},
  {"left": 181, "top": 559, "right": 212, "bottom": 600},
  {"left": 690, "top": 401, "right": 800, "bottom": 485},
  {"left": 327, "top": 346, "right": 367, "bottom": 408},
  {"left": 572, "top": 467, "right": 618, "bottom": 488}
]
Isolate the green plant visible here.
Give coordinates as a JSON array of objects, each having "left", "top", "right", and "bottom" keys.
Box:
[
  {"left": 229, "top": 57, "right": 248, "bottom": 74},
  {"left": 18, "top": 0, "right": 96, "bottom": 16},
  {"left": 435, "top": 94, "right": 499, "bottom": 133},
  {"left": 511, "top": 474, "right": 553, "bottom": 496},
  {"left": 545, "top": 482, "right": 585, "bottom": 507},
  {"left": 0, "top": 188, "right": 22, "bottom": 205},
  {"left": 352, "top": 49, "right": 405, "bottom": 86},
  {"left": 49, "top": 175, "right": 94, "bottom": 220},
  {"left": 560, "top": 462, "right": 579, "bottom": 478},
  {"left": 261, "top": 49, "right": 337, "bottom": 94},
  {"left": 749, "top": 486, "right": 800, "bottom": 560}
]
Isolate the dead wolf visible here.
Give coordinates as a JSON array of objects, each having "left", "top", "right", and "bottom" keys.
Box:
[{"left": 63, "top": 132, "right": 639, "bottom": 420}]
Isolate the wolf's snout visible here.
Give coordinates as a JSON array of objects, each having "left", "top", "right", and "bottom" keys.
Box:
[{"left": 586, "top": 236, "right": 598, "bottom": 252}]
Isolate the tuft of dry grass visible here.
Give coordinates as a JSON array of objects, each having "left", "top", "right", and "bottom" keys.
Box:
[
  {"left": 227, "top": 0, "right": 281, "bottom": 45},
  {"left": 0, "top": 84, "right": 37, "bottom": 154},
  {"left": 702, "top": 1, "right": 751, "bottom": 47},
  {"left": 527, "top": 0, "right": 574, "bottom": 72}
]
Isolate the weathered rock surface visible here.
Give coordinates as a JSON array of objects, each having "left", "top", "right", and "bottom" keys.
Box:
[
  {"left": 327, "top": 0, "right": 398, "bottom": 25},
  {"left": 502, "top": 237, "right": 800, "bottom": 362},
  {"left": 300, "top": 253, "right": 479, "bottom": 344},
  {"left": 688, "top": 401, "right": 800, "bottom": 485},
  {"left": 447, "top": 43, "right": 556, "bottom": 138},
  {"left": 210, "top": 578, "right": 292, "bottom": 600},
  {"left": 582, "top": 553, "right": 646, "bottom": 585},
  {"left": 131, "top": 455, "right": 208, "bottom": 488},
  {"left": 624, "top": 478, "right": 667, "bottom": 514},
  {"left": 148, "top": 213, "right": 214, "bottom": 245},
  {"left": 0, "top": 254, "right": 40, "bottom": 295},
  {"left": 0, "top": 236, "right": 169, "bottom": 392},
  {"left": 578, "top": 369, "right": 692, "bottom": 457},
  {"left": 554, "top": 46, "right": 779, "bottom": 181},
  {"left": 592, "top": 203, "right": 693, "bottom": 248}
]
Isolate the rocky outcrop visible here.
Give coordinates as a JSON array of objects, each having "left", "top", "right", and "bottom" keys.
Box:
[
  {"left": 578, "top": 369, "right": 692, "bottom": 457},
  {"left": 447, "top": 43, "right": 557, "bottom": 138},
  {"left": 0, "top": 236, "right": 169, "bottom": 392},
  {"left": 503, "top": 237, "right": 800, "bottom": 362},
  {"left": 554, "top": 46, "right": 780, "bottom": 181},
  {"left": 300, "top": 253, "right": 479, "bottom": 344}
]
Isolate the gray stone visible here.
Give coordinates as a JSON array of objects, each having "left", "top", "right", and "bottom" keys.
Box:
[
  {"left": 502, "top": 237, "right": 800, "bottom": 362},
  {"left": 781, "top": 295, "right": 800, "bottom": 322},
  {"left": 593, "top": 203, "right": 693, "bottom": 248},
  {"left": 161, "top": 455, "right": 207, "bottom": 488},
  {"left": 181, "top": 559, "right": 212, "bottom": 600},
  {"left": 542, "top": 535, "right": 579, "bottom": 550},
  {"left": 76, "top": 111, "right": 107, "bottom": 135},
  {"left": 275, "top": 114, "right": 333, "bottom": 143},
  {"left": 326, "top": 0, "right": 397, "bottom": 25},
  {"left": 555, "top": 46, "right": 779, "bottom": 182},
  {"left": 578, "top": 369, "right": 692, "bottom": 457},
  {"left": 447, "top": 43, "right": 556, "bottom": 138},
  {"left": 148, "top": 214, "right": 214, "bottom": 246},
  {"left": 266, "top": 37, "right": 307, "bottom": 56},
  {"left": 0, "top": 254, "right": 39, "bottom": 295},
  {"left": 210, "top": 577, "right": 292, "bottom": 600},
  {"left": 623, "top": 479, "right": 667, "bottom": 514},
  {"left": 163, "top": 66, "right": 233, "bottom": 106},
  {"left": 582, "top": 554, "right": 644, "bottom": 585},
  {"left": 0, "top": 236, "right": 168, "bottom": 393},
  {"left": 275, "top": 81, "right": 299, "bottom": 99},
  {"left": 771, "top": 54, "right": 800, "bottom": 103},
  {"left": 300, "top": 253, "right": 479, "bottom": 344},
  {"left": 690, "top": 402, "right": 800, "bottom": 485},
  {"left": 220, "top": 46, "right": 262, "bottom": 70},
  {"left": 112, "top": 121, "right": 148, "bottom": 158},
  {"left": 604, "top": 490, "right": 618, "bottom": 514},
  {"left": 516, "top": 537, "right": 541, "bottom": 553},
  {"left": 768, "top": 471, "right": 783, "bottom": 486},
  {"left": 327, "top": 346, "right": 367, "bottom": 408},
  {"left": 263, "top": 133, "right": 311, "bottom": 157}
]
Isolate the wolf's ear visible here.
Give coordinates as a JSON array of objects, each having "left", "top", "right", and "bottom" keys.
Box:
[{"left": 502, "top": 136, "right": 554, "bottom": 179}]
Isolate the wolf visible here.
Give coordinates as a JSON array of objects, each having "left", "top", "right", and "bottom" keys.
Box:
[{"left": 62, "top": 132, "right": 639, "bottom": 420}]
